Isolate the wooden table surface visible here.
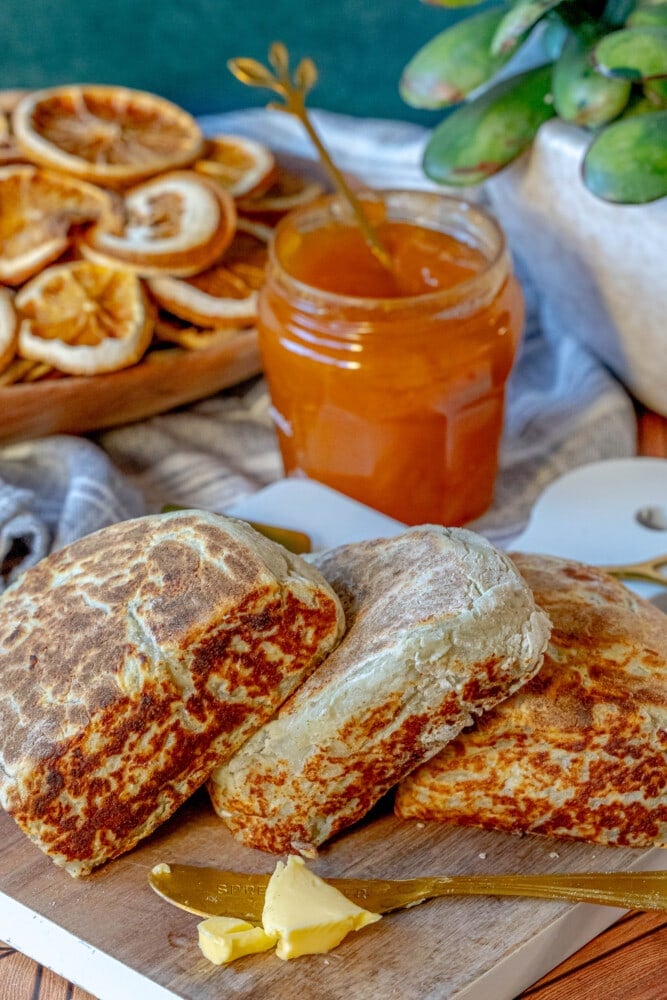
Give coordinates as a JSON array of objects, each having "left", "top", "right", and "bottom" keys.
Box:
[{"left": 1, "top": 403, "right": 665, "bottom": 1000}]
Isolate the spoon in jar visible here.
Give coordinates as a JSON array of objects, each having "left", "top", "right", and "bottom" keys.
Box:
[{"left": 228, "top": 42, "right": 394, "bottom": 273}]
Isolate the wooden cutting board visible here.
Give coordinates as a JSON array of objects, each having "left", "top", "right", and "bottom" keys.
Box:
[
  {"left": 1, "top": 470, "right": 665, "bottom": 1000},
  {"left": 0, "top": 790, "right": 661, "bottom": 1000}
]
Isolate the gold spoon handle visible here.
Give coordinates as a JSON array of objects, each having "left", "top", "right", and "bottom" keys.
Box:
[
  {"left": 294, "top": 112, "right": 393, "bottom": 271},
  {"left": 228, "top": 42, "right": 393, "bottom": 272},
  {"left": 384, "top": 869, "right": 667, "bottom": 913},
  {"left": 600, "top": 554, "right": 667, "bottom": 586}
]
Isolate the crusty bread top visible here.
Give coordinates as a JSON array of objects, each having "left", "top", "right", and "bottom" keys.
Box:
[
  {"left": 209, "top": 526, "right": 551, "bottom": 854},
  {"left": 308, "top": 526, "right": 549, "bottom": 698},
  {"left": 230, "top": 525, "right": 551, "bottom": 736},
  {"left": 395, "top": 552, "right": 667, "bottom": 847},
  {"left": 0, "top": 510, "right": 344, "bottom": 873}
]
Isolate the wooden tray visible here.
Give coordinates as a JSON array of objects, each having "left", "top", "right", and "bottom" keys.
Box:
[
  {"left": 0, "top": 793, "right": 660, "bottom": 1000},
  {"left": 0, "top": 330, "right": 262, "bottom": 445}
]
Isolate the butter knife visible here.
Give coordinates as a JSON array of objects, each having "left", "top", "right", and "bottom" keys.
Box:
[
  {"left": 161, "top": 505, "right": 312, "bottom": 554},
  {"left": 148, "top": 864, "right": 667, "bottom": 920}
]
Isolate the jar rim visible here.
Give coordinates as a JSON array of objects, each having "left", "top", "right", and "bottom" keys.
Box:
[{"left": 267, "top": 189, "right": 511, "bottom": 314}]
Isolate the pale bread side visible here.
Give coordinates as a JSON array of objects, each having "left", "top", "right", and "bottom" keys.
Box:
[
  {"left": 0, "top": 510, "right": 344, "bottom": 875},
  {"left": 208, "top": 526, "right": 551, "bottom": 855},
  {"left": 395, "top": 552, "right": 667, "bottom": 848}
]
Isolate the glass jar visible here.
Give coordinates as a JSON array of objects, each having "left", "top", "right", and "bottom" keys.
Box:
[{"left": 257, "top": 190, "right": 524, "bottom": 526}]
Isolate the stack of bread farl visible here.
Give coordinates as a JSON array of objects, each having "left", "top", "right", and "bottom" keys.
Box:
[
  {"left": 0, "top": 510, "right": 665, "bottom": 877},
  {"left": 0, "top": 511, "right": 550, "bottom": 874}
]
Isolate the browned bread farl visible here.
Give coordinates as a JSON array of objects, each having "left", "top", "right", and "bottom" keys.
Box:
[
  {"left": 208, "top": 526, "right": 551, "bottom": 855},
  {"left": 395, "top": 553, "right": 667, "bottom": 848},
  {"left": 0, "top": 510, "right": 344, "bottom": 875}
]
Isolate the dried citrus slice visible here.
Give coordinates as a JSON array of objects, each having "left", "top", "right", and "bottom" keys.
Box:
[
  {"left": 146, "top": 219, "right": 271, "bottom": 327},
  {"left": 194, "top": 135, "right": 276, "bottom": 198},
  {"left": 0, "top": 287, "right": 17, "bottom": 374},
  {"left": 0, "top": 92, "right": 31, "bottom": 165},
  {"left": 12, "top": 85, "right": 204, "bottom": 188},
  {"left": 0, "top": 90, "right": 30, "bottom": 115},
  {"left": 153, "top": 312, "right": 238, "bottom": 351},
  {"left": 0, "top": 111, "right": 27, "bottom": 166},
  {"left": 237, "top": 165, "right": 324, "bottom": 222},
  {"left": 80, "top": 170, "right": 236, "bottom": 277},
  {"left": 0, "top": 165, "right": 120, "bottom": 286},
  {"left": 0, "top": 90, "right": 30, "bottom": 162},
  {"left": 15, "top": 260, "right": 153, "bottom": 375}
]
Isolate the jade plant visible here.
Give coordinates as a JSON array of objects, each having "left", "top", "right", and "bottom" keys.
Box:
[{"left": 401, "top": 0, "right": 667, "bottom": 203}]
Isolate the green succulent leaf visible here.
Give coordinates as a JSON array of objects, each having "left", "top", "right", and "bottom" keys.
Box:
[
  {"left": 627, "top": 3, "right": 667, "bottom": 29},
  {"left": 400, "top": 8, "right": 513, "bottom": 109},
  {"left": 492, "top": 0, "right": 562, "bottom": 56},
  {"left": 621, "top": 94, "right": 660, "bottom": 115},
  {"left": 541, "top": 15, "right": 569, "bottom": 60},
  {"left": 644, "top": 75, "right": 667, "bottom": 104},
  {"left": 553, "top": 31, "right": 631, "bottom": 125},
  {"left": 423, "top": 63, "right": 556, "bottom": 186},
  {"left": 583, "top": 109, "right": 667, "bottom": 202},
  {"left": 603, "top": 0, "right": 638, "bottom": 27},
  {"left": 594, "top": 27, "right": 667, "bottom": 80}
]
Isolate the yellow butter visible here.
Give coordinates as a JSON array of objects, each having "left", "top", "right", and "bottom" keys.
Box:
[
  {"left": 262, "top": 855, "right": 381, "bottom": 961},
  {"left": 197, "top": 915, "right": 277, "bottom": 965}
]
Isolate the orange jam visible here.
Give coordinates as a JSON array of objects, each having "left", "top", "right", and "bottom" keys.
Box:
[
  {"left": 284, "top": 219, "right": 486, "bottom": 298},
  {"left": 258, "top": 191, "right": 524, "bottom": 526}
]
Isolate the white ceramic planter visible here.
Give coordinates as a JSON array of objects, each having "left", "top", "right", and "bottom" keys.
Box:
[{"left": 484, "top": 119, "right": 667, "bottom": 416}]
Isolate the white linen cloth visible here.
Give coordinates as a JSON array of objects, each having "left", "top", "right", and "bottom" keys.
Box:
[
  {"left": 0, "top": 109, "right": 637, "bottom": 589},
  {"left": 0, "top": 436, "right": 145, "bottom": 589}
]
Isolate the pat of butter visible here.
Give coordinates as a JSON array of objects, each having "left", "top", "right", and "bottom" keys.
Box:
[
  {"left": 198, "top": 915, "right": 277, "bottom": 965},
  {"left": 262, "top": 855, "right": 381, "bottom": 961}
]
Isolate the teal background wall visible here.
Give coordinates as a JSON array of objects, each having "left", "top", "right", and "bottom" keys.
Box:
[{"left": 0, "top": 0, "right": 469, "bottom": 123}]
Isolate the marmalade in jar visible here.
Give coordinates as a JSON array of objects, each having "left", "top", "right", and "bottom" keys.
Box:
[{"left": 258, "top": 191, "right": 524, "bottom": 526}]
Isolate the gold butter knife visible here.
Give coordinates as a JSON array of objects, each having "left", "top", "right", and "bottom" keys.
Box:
[
  {"left": 148, "top": 864, "right": 667, "bottom": 920},
  {"left": 161, "top": 505, "right": 311, "bottom": 554}
]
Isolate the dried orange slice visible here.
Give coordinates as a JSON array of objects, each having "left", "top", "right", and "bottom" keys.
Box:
[
  {"left": 12, "top": 85, "right": 204, "bottom": 188},
  {"left": 80, "top": 170, "right": 236, "bottom": 277},
  {"left": 0, "top": 90, "right": 30, "bottom": 115},
  {"left": 237, "top": 165, "right": 324, "bottom": 222},
  {"left": 0, "top": 165, "right": 120, "bottom": 286},
  {"left": 194, "top": 135, "right": 276, "bottom": 198},
  {"left": 0, "top": 110, "right": 27, "bottom": 166},
  {"left": 146, "top": 219, "right": 271, "bottom": 327},
  {"left": 15, "top": 260, "right": 153, "bottom": 375},
  {"left": 153, "top": 312, "right": 238, "bottom": 351},
  {"left": 0, "top": 287, "right": 17, "bottom": 374}
]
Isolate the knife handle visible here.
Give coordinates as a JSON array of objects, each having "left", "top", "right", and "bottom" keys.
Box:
[{"left": 372, "top": 869, "right": 667, "bottom": 913}]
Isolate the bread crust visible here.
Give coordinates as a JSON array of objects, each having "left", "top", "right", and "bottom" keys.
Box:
[
  {"left": 208, "top": 526, "right": 551, "bottom": 854},
  {"left": 395, "top": 553, "right": 667, "bottom": 848},
  {"left": 0, "top": 511, "right": 344, "bottom": 875}
]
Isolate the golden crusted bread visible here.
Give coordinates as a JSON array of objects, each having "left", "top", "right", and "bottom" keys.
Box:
[
  {"left": 395, "top": 553, "right": 667, "bottom": 848},
  {"left": 0, "top": 511, "right": 344, "bottom": 875},
  {"left": 208, "top": 526, "right": 551, "bottom": 855}
]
